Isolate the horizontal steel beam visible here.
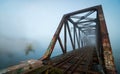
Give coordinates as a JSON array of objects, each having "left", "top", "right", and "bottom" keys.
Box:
[{"left": 65, "top": 5, "right": 100, "bottom": 17}]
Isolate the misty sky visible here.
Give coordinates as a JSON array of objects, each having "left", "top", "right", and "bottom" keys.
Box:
[
  {"left": 0, "top": 0, "right": 120, "bottom": 71},
  {"left": 0, "top": 0, "right": 120, "bottom": 42},
  {"left": 0, "top": 0, "right": 120, "bottom": 55},
  {"left": 0, "top": 0, "right": 120, "bottom": 45}
]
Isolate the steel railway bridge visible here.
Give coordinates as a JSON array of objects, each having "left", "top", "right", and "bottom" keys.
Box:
[{"left": 5, "top": 5, "right": 117, "bottom": 74}]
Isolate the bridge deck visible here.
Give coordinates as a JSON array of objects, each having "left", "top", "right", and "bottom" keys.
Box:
[{"left": 25, "top": 47, "right": 102, "bottom": 74}]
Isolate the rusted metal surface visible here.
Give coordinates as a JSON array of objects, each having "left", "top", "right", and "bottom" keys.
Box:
[
  {"left": 4, "top": 59, "right": 43, "bottom": 74},
  {"left": 40, "top": 5, "right": 116, "bottom": 74},
  {"left": 3, "top": 5, "right": 117, "bottom": 74},
  {"left": 97, "top": 6, "right": 117, "bottom": 74}
]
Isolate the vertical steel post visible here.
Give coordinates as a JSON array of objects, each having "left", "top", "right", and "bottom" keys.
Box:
[
  {"left": 74, "top": 25, "right": 76, "bottom": 49},
  {"left": 64, "top": 22, "right": 67, "bottom": 53},
  {"left": 75, "top": 28, "right": 80, "bottom": 49},
  {"left": 97, "top": 5, "right": 117, "bottom": 74},
  {"left": 79, "top": 29, "right": 81, "bottom": 48}
]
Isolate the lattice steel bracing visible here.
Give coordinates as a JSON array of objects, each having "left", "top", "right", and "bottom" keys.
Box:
[{"left": 40, "top": 5, "right": 116, "bottom": 74}]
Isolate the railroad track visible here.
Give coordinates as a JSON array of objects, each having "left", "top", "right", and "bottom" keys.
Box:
[
  {"left": 25, "top": 47, "right": 101, "bottom": 74},
  {"left": 51, "top": 47, "right": 95, "bottom": 74}
]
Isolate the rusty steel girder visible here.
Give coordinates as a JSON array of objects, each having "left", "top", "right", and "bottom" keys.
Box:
[{"left": 40, "top": 5, "right": 116, "bottom": 74}]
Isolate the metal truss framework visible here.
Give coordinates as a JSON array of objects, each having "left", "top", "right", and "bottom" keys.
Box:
[{"left": 40, "top": 5, "right": 116, "bottom": 74}]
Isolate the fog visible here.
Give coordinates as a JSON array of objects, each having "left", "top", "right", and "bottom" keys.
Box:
[{"left": 0, "top": 0, "right": 120, "bottom": 72}]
